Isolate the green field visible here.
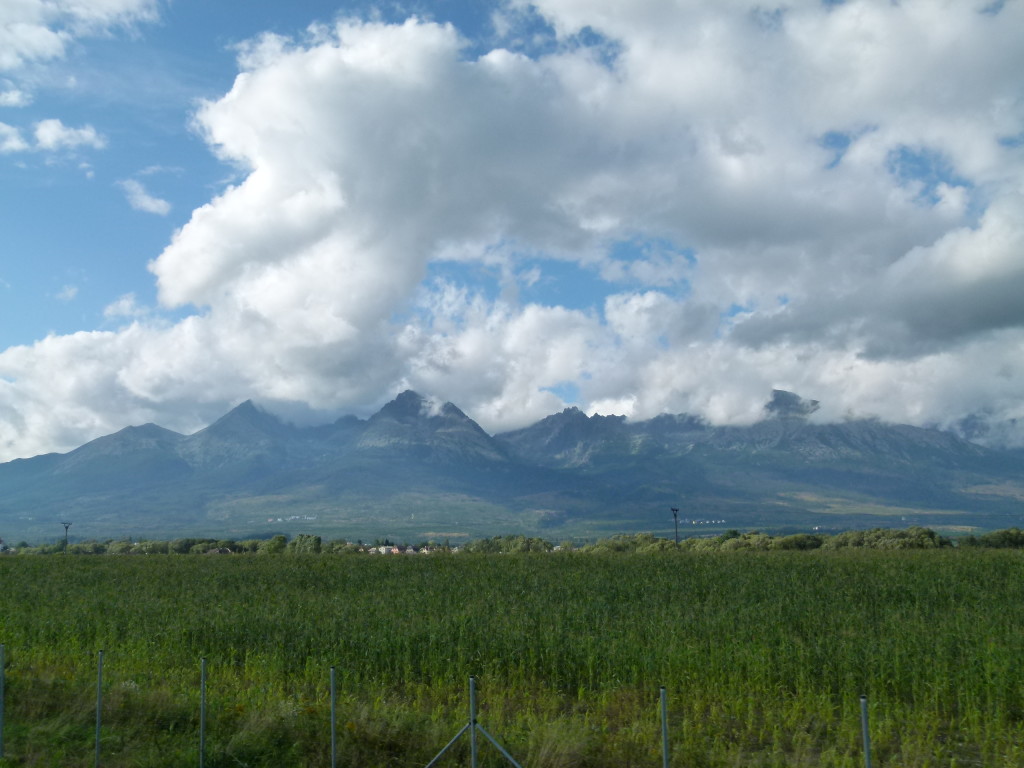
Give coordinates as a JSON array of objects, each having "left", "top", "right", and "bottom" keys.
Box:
[{"left": 1, "top": 550, "right": 1023, "bottom": 766}]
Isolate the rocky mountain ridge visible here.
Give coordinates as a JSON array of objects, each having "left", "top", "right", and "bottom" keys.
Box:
[{"left": 1, "top": 390, "right": 1021, "bottom": 543}]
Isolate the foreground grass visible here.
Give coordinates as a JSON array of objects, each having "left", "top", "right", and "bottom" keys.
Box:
[{"left": 0, "top": 550, "right": 1023, "bottom": 766}]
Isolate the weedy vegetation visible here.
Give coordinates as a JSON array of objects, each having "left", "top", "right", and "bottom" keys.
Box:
[{"left": 1, "top": 547, "right": 1023, "bottom": 766}]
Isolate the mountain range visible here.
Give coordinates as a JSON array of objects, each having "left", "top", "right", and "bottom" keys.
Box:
[{"left": 2, "top": 389, "right": 1023, "bottom": 544}]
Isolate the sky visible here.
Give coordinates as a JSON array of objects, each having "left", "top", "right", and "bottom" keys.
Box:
[{"left": 1, "top": 0, "right": 1023, "bottom": 461}]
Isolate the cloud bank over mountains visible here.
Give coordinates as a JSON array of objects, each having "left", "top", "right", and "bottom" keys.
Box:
[{"left": 1, "top": 0, "right": 1023, "bottom": 460}]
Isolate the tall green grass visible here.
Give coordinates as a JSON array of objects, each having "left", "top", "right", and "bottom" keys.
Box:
[{"left": 1, "top": 550, "right": 1022, "bottom": 766}]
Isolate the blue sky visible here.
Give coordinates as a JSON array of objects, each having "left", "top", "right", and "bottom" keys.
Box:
[
  {"left": 0, "top": 1, "right": 491, "bottom": 349},
  {"left": 1, "top": 0, "right": 1023, "bottom": 460}
]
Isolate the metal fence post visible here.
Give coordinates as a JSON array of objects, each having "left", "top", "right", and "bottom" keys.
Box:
[
  {"left": 860, "top": 694, "right": 872, "bottom": 768},
  {"left": 95, "top": 650, "right": 104, "bottom": 768},
  {"left": 469, "top": 676, "right": 479, "bottom": 768},
  {"left": 660, "top": 687, "right": 670, "bottom": 768},
  {"left": 330, "top": 666, "right": 337, "bottom": 768},
  {"left": 1, "top": 643, "right": 5, "bottom": 760},
  {"left": 424, "top": 677, "right": 523, "bottom": 768},
  {"left": 200, "top": 658, "right": 207, "bottom": 768}
]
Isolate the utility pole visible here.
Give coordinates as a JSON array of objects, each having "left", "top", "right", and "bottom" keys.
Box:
[
  {"left": 671, "top": 508, "right": 679, "bottom": 546},
  {"left": 61, "top": 521, "right": 72, "bottom": 554}
]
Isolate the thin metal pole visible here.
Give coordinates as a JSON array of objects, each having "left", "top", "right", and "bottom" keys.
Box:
[
  {"left": 660, "top": 687, "right": 670, "bottom": 768},
  {"left": 424, "top": 676, "right": 524, "bottom": 768},
  {"left": 200, "top": 658, "right": 207, "bottom": 768},
  {"left": 330, "top": 667, "right": 337, "bottom": 768},
  {"left": 1, "top": 643, "right": 6, "bottom": 760},
  {"left": 860, "top": 694, "right": 872, "bottom": 768},
  {"left": 469, "top": 676, "right": 479, "bottom": 768},
  {"left": 95, "top": 650, "right": 104, "bottom": 768}
]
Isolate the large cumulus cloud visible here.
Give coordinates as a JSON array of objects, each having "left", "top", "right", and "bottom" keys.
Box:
[{"left": 2, "top": 0, "right": 1024, "bottom": 460}]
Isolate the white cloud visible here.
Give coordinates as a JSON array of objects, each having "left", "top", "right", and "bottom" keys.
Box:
[
  {"left": 2, "top": 2, "right": 1024, "bottom": 460},
  {"left": 138, "top": 164, "right": 182, "bottom": 176},
  {"left": 0, "top": 0, "right": 159, "bottom": 72},
  {"left": 56, "top": 285, "right": 78, "bottom": 302},
  {"left": 0, "top": 0, "right": 155, "bottom": 167},
  {"left": 0, "top": 88, "right": 30, "bottom": 106},
  {"left": 118, "top": 179, "right": 170, "bottom": 215},
  {"left": 0, "top": 18, "right": 67, "bottom": 73},
  {"left": 0, "top": 122, "right": 27, "bottom": 152},
  {"left": 103, "top": 293, "right": 149, "bottom": 319},
  {"left": 33, "top": 118, "right": 105, "bottom": 150},
  {"left": 2, "top": 118, "right": 107, "bottom": 154}
]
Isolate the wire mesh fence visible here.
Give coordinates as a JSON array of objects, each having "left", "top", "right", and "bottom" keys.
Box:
[{"left": 0, "top": 645, "right": 877, "bottom": 768}]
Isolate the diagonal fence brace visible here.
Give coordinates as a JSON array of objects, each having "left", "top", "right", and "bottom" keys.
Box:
[{"left": 424, "top": 677, "right": 523, "bottom": 768}]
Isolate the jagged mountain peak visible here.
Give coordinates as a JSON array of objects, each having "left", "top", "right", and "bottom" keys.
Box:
[
  {"left": 547, "top": 406, "right": 626, "bottom": 430},
  {"left": 201, "top": 399, "right": 291, "bottom": 438},
  {"left": 373, "top": 390, "right": 469, "bottom": 425},
  {"left": 496, "top": 405, "right": 630, "bottom": 467},
  {"left": 534, "top": 405, "right": 625, "bottom": 428},
  {"left": 60, "top": 422, "right": 184, "bottom": 465},
  {"left": 764, "top": 389, "right": 820, "bottom": 419},
  {"left": 375, "top": 390, "right": 427, "bottom": 420},
  {"left": 175, "top": 399, "right": 293, "bottom": 471},
  {"left": 359, "top": 390, "right": 504, "bottom": 462},
  {"left": 212, "top": 399, "right": 263, "bottom": 422},
  {"left": 112, "top": 423, "right": 185, "bottom": 442}
]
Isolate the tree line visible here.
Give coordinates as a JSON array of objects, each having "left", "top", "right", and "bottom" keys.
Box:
[{"left": 6, "top": 525, "right": 1024, "bottom": 555}]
